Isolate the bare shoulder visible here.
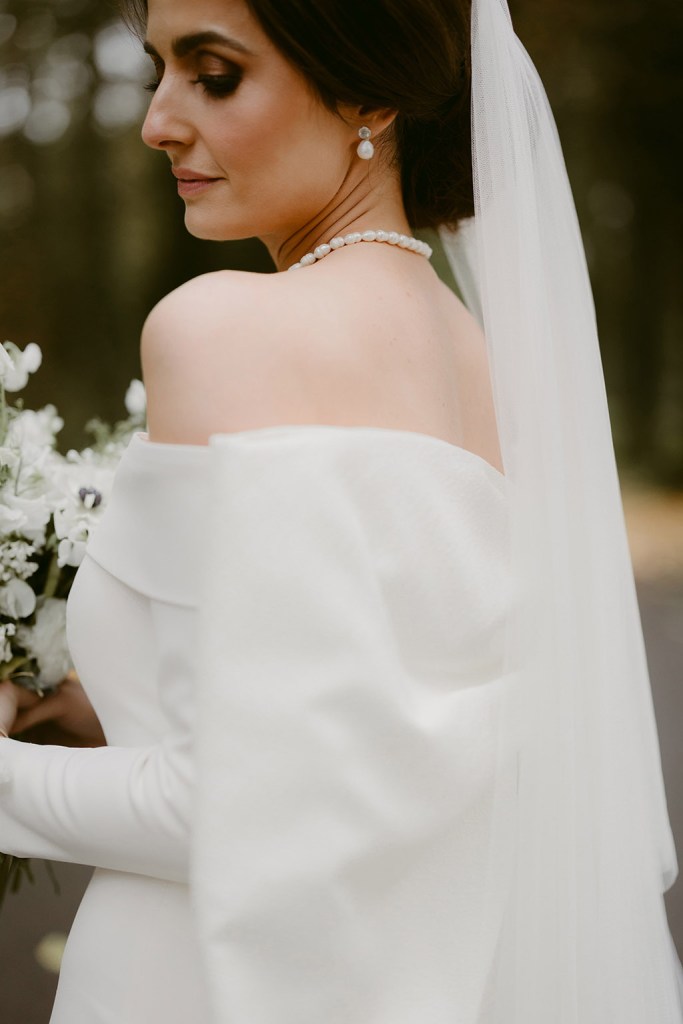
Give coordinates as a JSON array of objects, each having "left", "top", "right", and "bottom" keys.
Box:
[
  {"left": 140, "top": 264, "right": 501, "bottom": 472},
  {"left": 141, "top": 268, "right": 273, "bottom": 363},
  {"left": 141, "top": 268, "right": 326, "bottom": 445}
]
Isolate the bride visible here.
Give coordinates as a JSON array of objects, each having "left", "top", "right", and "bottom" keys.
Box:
[{"left": 1, "top": 0, "right": 682, "bottom": 1021}]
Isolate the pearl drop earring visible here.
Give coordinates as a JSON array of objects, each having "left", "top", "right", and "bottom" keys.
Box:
[{"left": 357, "top": 126, "right": 374, "bottom": 160}]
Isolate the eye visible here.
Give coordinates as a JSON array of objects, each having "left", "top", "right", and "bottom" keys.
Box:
[
  {"left": 192, "top": 73, "right": 242, "bottom": 98},
  {"left": 143, "top": 73, "right": 241, "bottom": 98}
]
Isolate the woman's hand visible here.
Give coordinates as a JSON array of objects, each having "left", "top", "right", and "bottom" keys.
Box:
[
  {"left": 8, "top": 671, "right": 107, "bottom": 747},
  {"left": 0, "top": 678, "right": 38, "bottom": 738}
]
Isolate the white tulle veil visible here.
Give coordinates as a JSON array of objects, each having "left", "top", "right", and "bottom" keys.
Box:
[{"left": 438, "top": 0, "right": 683, "bottom": 1018}]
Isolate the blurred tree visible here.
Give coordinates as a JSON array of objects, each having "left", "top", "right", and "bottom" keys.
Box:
[
  {"left": 510, "top": 0, "right": 683, "bottom": 483},
  {"left": 0, "top": 0, "right": 270, "bottom": 446}
]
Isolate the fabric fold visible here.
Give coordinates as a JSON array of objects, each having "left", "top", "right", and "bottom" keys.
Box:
[
  {"left": 191, "top": 426, "right": 519, "bottom": 1024},
  {"left": 85, "top": 432, "right": 210, "bottom": 606}
]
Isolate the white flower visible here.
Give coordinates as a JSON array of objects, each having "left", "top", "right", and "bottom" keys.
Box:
[
  {"left": 50, "top": 452, "right": 117, "bottom": 567},
  {"left": 7, "top": 405, "right": 63, "bottom": 452},
  {"left": 0, "top": 503, "right": 25, "bottom": 536},
  {"left": 0, "top": 622, "right": 16, "bottom": 663},
  {"left": 0, "top": 347, "right": 15, "bottom": 387},
  {"left": 0, "top": 489, "right": 52, "bottom": 544},
  {"left": 50, "top": 443, "right": 127, "bottom": 561},
  {"left": 124, "top": 378, "right": 146, "bottom": 418},
  {"left": 17, "top": 597, "right": 72, "bottom": 686},
  {"left": 0, "top": 446, "right": 20, "bottom": 474},
  {"left": 57, "top": 535, "right": 88, "bottom": 568},
  {"left": 54, "top": 494, "right": 96, "bottom": 567},
  {"left": 0, "top": 539, "right": 38, "bottom": 583},
  {"left": 0, "top": 577, "right": 37, "bottom": 618},
  {"left": 56, "top": 446, "right": 119, "bottom": 493},
  {"left": 0, "top": 341, "right": 42, "bottom": 393},
  {"left": 0, "top": 492, "right": 45, "bottom": 543}
]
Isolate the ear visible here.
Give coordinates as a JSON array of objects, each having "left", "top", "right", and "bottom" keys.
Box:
[{"left": 338, "top": 102, "right": 399, "bottom": 140}]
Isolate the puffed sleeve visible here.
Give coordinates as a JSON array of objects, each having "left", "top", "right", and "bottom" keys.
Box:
[
  {"left": 190, "top": 425, "right": 517, "bottom": 1024},
  {"left": 0, "top": 603, "right": 193, "bottom": 883}
]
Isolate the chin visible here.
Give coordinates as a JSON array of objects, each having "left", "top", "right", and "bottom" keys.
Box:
[
  {"left": 183, "top": 215, "right": 230, "bottom": 241},
  {"left": 183, "top": 210, "right": 253, "bottom": 243},
  {"left": 184, "top": 223, "right": 224, "bottom": 241}
]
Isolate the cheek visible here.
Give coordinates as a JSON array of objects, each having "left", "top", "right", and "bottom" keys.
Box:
[{"left": 211, "top": 88, "right": 346, "bottom": 200}]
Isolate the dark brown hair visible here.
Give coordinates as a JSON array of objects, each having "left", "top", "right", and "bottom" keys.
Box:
[{"left": 120, "top": 0, "right": 473, "bottom": 231}]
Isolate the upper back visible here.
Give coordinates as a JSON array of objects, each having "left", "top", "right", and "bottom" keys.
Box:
[{"left": 140, "top": 258, "right": 503, "bottom": 474}]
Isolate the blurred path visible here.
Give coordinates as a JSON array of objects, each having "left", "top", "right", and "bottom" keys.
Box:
[
  {"left": 622, "top": 484, "right": 683, "bottom": 957},
  {"left": 0, "top": 484, "right": 681, "bottom": 1023},
  {"left": 0, "top": 863, "right": 92, "bottom": 1023}
]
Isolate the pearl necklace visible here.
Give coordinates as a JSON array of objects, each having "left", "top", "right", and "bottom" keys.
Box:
[{"left": 287, "top": 229, "right": 432, "bottom": 271}]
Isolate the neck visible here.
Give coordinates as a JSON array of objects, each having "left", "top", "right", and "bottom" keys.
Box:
[{"left": 261, "top": 176, "right": 413, "bottom": 273}]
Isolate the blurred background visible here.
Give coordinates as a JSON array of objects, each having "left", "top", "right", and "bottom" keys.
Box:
[{"left": 0, "top": 0, "right": 681, "bottom": 1020}]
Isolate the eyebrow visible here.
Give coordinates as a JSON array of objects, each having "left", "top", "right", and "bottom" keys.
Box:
[{"left": 142, "top": 30, "right": 255, "bottom": 60}]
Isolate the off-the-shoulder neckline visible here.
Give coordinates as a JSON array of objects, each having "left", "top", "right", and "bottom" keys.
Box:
[{"left": 132, "top": 426, "right": 507, "bottom": 488}]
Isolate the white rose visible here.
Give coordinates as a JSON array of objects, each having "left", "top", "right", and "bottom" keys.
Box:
[
  {"left": 0, "top": 578, "right": 37, "bottom": 618},
  {"left": 17, "top": 597, "right": 72, "bottom": 686},
  {"left": 7, "top": 406, "right": 63, "bottom": 451},
  {"left": 0, "top": 491, "right": 51, "bottom": 544},
  {"left": 0, "top": 341, "right": 42, "bottom": 393},
  {"left": 124, "top": 379, "right": 147, "bottom": 418}
]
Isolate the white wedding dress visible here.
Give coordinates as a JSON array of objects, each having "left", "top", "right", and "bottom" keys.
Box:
[{"left": 0, "top": 424, "right": 516, "bottom": 1023}]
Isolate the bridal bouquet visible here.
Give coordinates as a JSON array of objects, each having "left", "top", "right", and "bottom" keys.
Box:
[{"left": 0, "top": 339, "right": 146, "bottom": 908}]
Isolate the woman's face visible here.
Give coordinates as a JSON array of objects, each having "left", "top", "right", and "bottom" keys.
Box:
[{"left": 141, "top": 0, "right": 363, "bottom": 247}]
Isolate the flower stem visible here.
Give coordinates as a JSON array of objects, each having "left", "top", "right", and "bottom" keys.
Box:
[
  {"left": 0, "top": 654, "right": 30, "bottom": 678},
  {"left": 43, "top": 551, "right": 61, "bottom": 600},
  {"left": 0, "top": 383, "right": 7, "bottom": 448}
]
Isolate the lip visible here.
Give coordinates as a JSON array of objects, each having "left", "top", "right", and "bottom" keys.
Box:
[
  {"left": 172, "top": 168, "right": 222, "bottom": 197},
  {"left": 177, "top": 179, "right": 220, "bottom": 196}
]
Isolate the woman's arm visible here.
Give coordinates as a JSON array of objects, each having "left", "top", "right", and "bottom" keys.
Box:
[
  {"left": 0, "top": 273, "right": 274, "bottom": 883},
  {"left": 0, "top": 732, "right": 189, "bottom": 882},
  {"left": 0, "top": 608, "right": 195, "bottom": 883}
]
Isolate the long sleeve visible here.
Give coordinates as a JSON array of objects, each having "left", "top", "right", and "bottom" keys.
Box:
[
  {"left": 190, "top": 425, "right": 515, "bottom": 1024},
  {"left": 0, "top": 434, "right": 209, "bottom": 885},
  {"left": 0, "top": 740, "right": 189, "bottom": 883},
  {"left": 0, "top": 602, "right": 194, "bottom": 883}
]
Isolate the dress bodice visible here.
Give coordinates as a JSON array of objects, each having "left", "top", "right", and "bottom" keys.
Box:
[{"left": 81, "top": 426, "right": 510, "bottom": 685}]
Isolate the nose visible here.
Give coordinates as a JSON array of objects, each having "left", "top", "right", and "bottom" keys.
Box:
[{"left": 141, "top": 80, "right": 194, "bottom": 152}]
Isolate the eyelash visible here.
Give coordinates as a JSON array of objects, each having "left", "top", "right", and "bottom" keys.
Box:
[{"left": 143, "top": 74, "right": 241, "bottom": 98}]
